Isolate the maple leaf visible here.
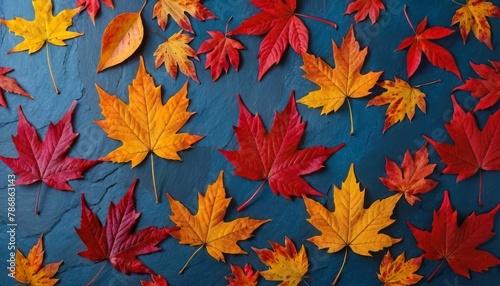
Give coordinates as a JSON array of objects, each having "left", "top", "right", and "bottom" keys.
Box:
[
  {"left": 298, "top": 25, "right": 382, "bottom": 135},
  {"left": 167, "top": 171, "right": 270, "bottom": 273},
  {"left": 229, "top": 0, "right": 337, "bottom": 81},
  {"left": 424, "top": 95, "right": 500, "bottom": 207},
  {"left": 219, "top": 92, "right": 345, "bottom": 211},
  {"left": 225, "top": 264, "right": 260, "bottom": 286},
  {"left": 452, "top": 0, "right": 500, "bottom": 49},
  {"left": 345, "top": 0, "right": 386, "bottom": 24},
  {"left": 453, "top": 61, "right": 500, "bottom": 111},
  {"left": 0, "top": 67, "right": 33, "bottom": 108},
  {"left": 0, "top": 102, "right": 99, "bottom": 214},
  {"left": 0, "top": 0, "right": 82, "bottom": 93},
  {"left": 303, "top": 164, "right": 401, "bottom": 285},
  {"left": 152, "top": 0, "right": 216, "bottom": 34},
  {"left": 13, "top": 234, "right": 62, "bottom": 286},
  {"left": 397, "top": 6, "right": 461, "bottom": 79},
  {"left": 253, "top": 237, "right": 309, "bottom": 286},
  {"left": 408, "top": 191, "right": 500, "bottom": 280},
  {"left": 141, "top": 274, "right": 168, "bottom": 286},
  {"left": 77, "top": 0, "right": 114, "bottom": 23},
  {"left": 96, "top": 56, "right": 203, "bottom": 203},
  {"left": 197, "top": 19, "right": 245, "bottom": 82},
  {"left": 76, "top": 179, "right": 173, "bottom": 284},
  {"left": 367, "top": 77, "right": 441, "bottom": 133},
  {"left": 379, "top": 144, "right": 438, "bottom": 206},
  {"left": 154, "top": 30, "right": 200, "bottom": 83},
  {"left": 377, "top": 251, "right": 423, "bottom": 286}
]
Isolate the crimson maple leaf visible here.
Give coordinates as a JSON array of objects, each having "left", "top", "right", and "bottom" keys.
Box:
[
  {"left": 77, "top": 0, "right": 114, "bottom": 23},
  {"left": 397, "top": 6, "right": 461, "bottom": 79},
  {"left": 0, "top": 102, "right": 99, "bottom": 214},
  {"left": 219, "top": 91, "right": 345, "bottom": 211},
  {"left": 408, "top": 191, "right": 500, "bottom": 280},
  {"left": 229, "top": 0, "right": 336, "bottom": 81},
  {"left": 453, "top": 61, "right": 500, "bottom": 111},
  {"left": 76, "top": 179, "right": 173, "bottom": 284},
  {"left": 345, "top": 0, "right": 385, "bottom": 24},
  {"left": 0, "top": 67, "right": 32, "bottom": 108},
  {"left": 424, "top": 95, "right": 500, "bottom": 207}
]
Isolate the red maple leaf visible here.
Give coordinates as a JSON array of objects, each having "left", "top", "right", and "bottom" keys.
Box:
[
  {"left": 197, "top": 19, "right": 245, "bottom": 82},
  {"left": 219, "top": 91, "right": 345, "bottom": 211},
  {"left": 424, "top": 95, "right": 500, "bottom": 206},
  {"left": 77, "top": 0, "right": 114, "bottom": 23},
  {"left": 229, "top": 0, "right": 336, "bottom": 81},
  {"left": 408, "top": 191, "right": 500, "bottom": 281},
  {"left": 453, "top": 61, "right": 500, "bottom": 111},
  {"left": 225, "top": 264, "right": 259, "bottom": 286},
  {"left": 397, "top": 6, "right": 461, "bottom": 79},
  {"left": 345, "top": 0, "right": 385, "bottom": 24},
  {"left": 0, "top": 67, "right": 32, "bottom": 108},
  {"left": 0, "top": 102, "right": 99, "bottom": 214},
  {"left": 141, "top": 274, "right": 168, "bottom": 286},
  {"left": 76, "top": 179, "right": 173, "bottom": 284}
]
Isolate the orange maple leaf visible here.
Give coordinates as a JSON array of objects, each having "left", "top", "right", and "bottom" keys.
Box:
[
  {"left": 298, "top": 25, "right": 382, "bottom": 135},
  {"left": 95, "top": 56, "right": 203, "bottom": 203},
  {"left": 377, "top": 251, "right": 423, "bottom": 286},
  {"left": 167, "top": 171, "right": 269, "bottom": 273},
  {"left": 225, "top": 264, "right": 259, "bottom": 286},
  {"left": 152, "top": 0, "right": 216, "bottom": 34}
]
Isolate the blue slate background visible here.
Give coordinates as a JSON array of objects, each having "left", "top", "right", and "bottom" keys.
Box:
[{"left": 1, "top": 0, "right": 500, "bottom": 285}]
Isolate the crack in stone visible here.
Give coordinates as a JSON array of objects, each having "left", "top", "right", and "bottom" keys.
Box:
[{"left": 90, "top": 165, "right": 124, "bottom": 184}]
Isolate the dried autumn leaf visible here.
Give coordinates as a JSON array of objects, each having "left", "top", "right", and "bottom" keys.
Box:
[
  {"left": 167, "top": 171, "right": 269, "bottom": 273},
  {"left": 452, "top": 0, "right": 500, "bottom": 49},
  {"left": 13, "top": 234, "right": 62, "bottom": 286},
  {"left": 76, "top": 179, "right": 173, "bottom": 284},
  {"left": 298, "top": 25, "right": 382, "bottom": 135},
  {"left": 154, "top": 30, "right": 200, "bottom": 83},
  {"left": 408, "top": 191, "right": 500, "bottom": 280},
  {"left": 96, "top": 2, "right": 146, "bottom": 72},
  {"left": 453, "top": 60, "right": 500, "bottom": 111},
  {"left": 345, "top": 0, "right": 385, "bottom": 24},
  {"left": 225, "top": 264, "right": 259, "bottom": 286},
  {"left": 367, "top": 77, "right": 440, "bottom": 133},
  {"left": 0, "top": 0, "right": 82, "bottom": 93},
  {"left": 96, "top": 56, "right": 203, "bottom": 203},
  {"left": 253, "top": 237, "right": 308, "bottom": 286},
  {"left": 377, "top": 251, "right": 423, "bottom": 286},
  {"left": 77, "top": 0, "right": 114, "bottom": 23},
  {"left": 0, "top": 67, "right": 33, "bottom": 108},
  {"left": 380, "top": 144, "right": 437, "bottom": 206},
  {"left": 0, "top": 102, "right": 99, "bottom": 214},
  {"left": 424, "top": 95, "right": 500, "bottom": 206},
  {"left": 303, "top": 164, "right": 401, "bottom": 285},
  {"left": 141, "top": 274, "right": 168, "bottom": 286},
  {"left": 153, "top": 0, "right": 216, "bottom": 33},
  {"left": 219, "top": 92, "right": 344, "bottom": 211}
]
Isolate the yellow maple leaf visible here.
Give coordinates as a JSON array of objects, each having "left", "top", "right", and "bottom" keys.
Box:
[
  {"left": 303, "top": 164, "right": 401, "bottom": 285},
  {"left": 452, "top": 0, "right": 500, "bottom": 49},
  {"left": 154, "top": 30, "right": 200, "bottom": 83},
  {"left": 298, "top": 25, "right": 382, "bottom": 135},
  {"left": 95, "top": 56, "right": 203, "bottom": 203},
  {"left": 13, "top": 234, "right": 62, "bottom": 286},
  {"left": 0, "top": 0, "right": 82, "bottom": 93},
  {"left": 377, "top": 251, "right": 423, "bottom": 286},
  {"left": 152, "top": 0, "right": 216, "bottom": 34},
  {"left": 253, "top": 237, "right": 309, "bottom": 286},
  {"left": 167, "top": 171, "right": 270, "bottom": 273}
]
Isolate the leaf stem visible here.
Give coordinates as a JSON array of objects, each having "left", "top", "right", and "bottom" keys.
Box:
[
  {"left": 414, "top": 79, "right": 441, "bottom": 88},
  {"left": 346, "top": 98, "right": 354, "bottom": 135},
  {"left": 332, "top": 247, "right": 348, "bottom": 285},
  {"left": 237, "top": 180, "right": 266, "bottom": 212},
  {"left": 179, "top": 244, "right": 204, "bottom": 274},
  {"left": 35, "top": 182, "right": 42, "bottom": 215},
  {"left": 46, "top": 44, "right": 59, "bottom": 94},
  {"left": 151, "top": 153, "right": 159, "bottom": 204},
  {"left": 451, "top": 0, "right": 464, "bottom": 6},
  {"left": 139, "top": 0, "right": 147, "bottom": 14},
  {"left": 427, "top": 259, "right": 445, "bottom": 282},
  {"left": 225, "top": 16, "right": 233, "bottom": 36},
  {"left": 478, "top": 169, "right": 483, "bottom": 207},
  {"left": 295, "top": 13, "right": 337, "bottom": 29},
  {"left": 403, "top": 5, "right": 416, "bottom": 34},
  {"left": 303, "top": 279, "right": 311, "bottom": 286},
  {"left": 86, "top": 261, "right": 107, "bottom": 286}
]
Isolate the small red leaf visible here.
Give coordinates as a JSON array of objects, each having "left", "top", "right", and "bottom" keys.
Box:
[
  {"left": 0, "top": 67, "right": 32, "bottom": 108},
  {"left": 345, "top": 0, "right": 386, "bottom": 24}
]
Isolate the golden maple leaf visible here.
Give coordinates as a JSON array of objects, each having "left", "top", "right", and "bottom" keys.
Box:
[
  {"left": 152, "top": 0, "right": 216, "bottom": 34},
  {"left": 303, "top": 164, "right": 401, "bottom": 285},
  {"left": 95, "top": 56, "right": 203, "bottom": 203},
  {"left": 253, "top": 237, "right": 309, "bottom": 286},
  {"left": 167, "top": 171, "right": 270, "bottom": 273},
  {"left": 0, "top": 0, "right": 82, "bottom": 93},
  {"left": 13, "top": 234, "right": 62, "bottom": 286},
  {"left": 377, "top": 251, "right": 423, "bottom": 286},
  {"left": 298, "top": 25, "right": 382, "bottom": 135},
  {"left": 452, "top": 0, "right": 500, "bottom": 49},
  {"left": 154, "top": 30, "right": 200, "bottom": 83}
]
